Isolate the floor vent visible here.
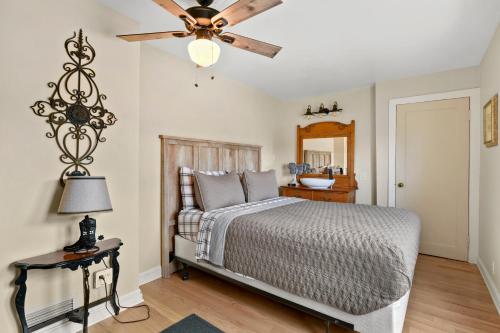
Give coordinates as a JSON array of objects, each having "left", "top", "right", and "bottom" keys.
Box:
[{"left": 26, "top": 298, "right": 74, "bottom": 328}]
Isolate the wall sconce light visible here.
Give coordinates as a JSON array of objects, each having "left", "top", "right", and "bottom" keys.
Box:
[{"left": 303, "top": 102, "right": 343, "bottom": 119}]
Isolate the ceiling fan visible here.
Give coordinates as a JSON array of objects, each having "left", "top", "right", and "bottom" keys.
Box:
[{"left": 117, "top": 0, "right": 283, "bottom": 67}]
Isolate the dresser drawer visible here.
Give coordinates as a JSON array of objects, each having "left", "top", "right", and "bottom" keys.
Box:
[
  {"left": 280, "top": 186, "right": 355, "bottom": 203},
  {"left": 312, "top": 191, "right": 349, "bottom": 203},
  {"left": 281, "top": 188, "right": 313, "bottom": 200}
]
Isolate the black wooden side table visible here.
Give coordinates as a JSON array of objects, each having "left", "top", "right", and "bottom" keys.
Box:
[{"left": 13, "top": 238, "right": 123, "bottom": 333}]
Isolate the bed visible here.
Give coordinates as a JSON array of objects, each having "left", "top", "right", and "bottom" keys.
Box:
[{"left": 160, "top": 136, "right": 421, "bottom": 333}]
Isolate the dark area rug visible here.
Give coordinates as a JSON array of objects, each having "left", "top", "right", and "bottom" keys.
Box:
[{"left": 161, "top": 314, "right": 224, "bottom": 333}]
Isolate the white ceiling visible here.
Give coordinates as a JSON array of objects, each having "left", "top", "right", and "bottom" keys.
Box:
[{"left": 99, "top": 0, "right": 500, "bottom": 100}]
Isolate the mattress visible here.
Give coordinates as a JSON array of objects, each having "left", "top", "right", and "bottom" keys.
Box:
[
  {"left": 175, "top": 235, "right": 411, "bottom": 333},
  {"left": 194, "top": 198, "right": 421, "bottom": 315}
]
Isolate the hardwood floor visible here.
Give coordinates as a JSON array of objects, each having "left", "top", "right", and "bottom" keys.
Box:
[{"left": 92, "top": 255, "right": 500, "bottom": 333}]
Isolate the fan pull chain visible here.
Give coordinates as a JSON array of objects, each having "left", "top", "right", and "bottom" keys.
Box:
[
  {"left": 208, "top": 39, "right": 215, "bottom": 82},
  {"left": 194, "top": 64, "right": 199, "bottom": 87},
  {"left": 210, "top": 63, "right": 215, "bottom": 82},
  {"left": 194, "top": 69, "right": 215, "bottom": 87},
  {"left": 193, "top": 42, "right": 216, "bottom": 88}
]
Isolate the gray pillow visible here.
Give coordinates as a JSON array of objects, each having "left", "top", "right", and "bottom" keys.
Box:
[
  {"left": 193, "top": 171, "right": 246, "bottom": 211},
  {"left": 242, "top": 170, "right": 279, "bottom": 202}
]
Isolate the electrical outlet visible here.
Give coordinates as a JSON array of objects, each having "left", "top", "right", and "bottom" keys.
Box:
[{"left": 94, "top": 268, "right": 113, "bottom": 289}]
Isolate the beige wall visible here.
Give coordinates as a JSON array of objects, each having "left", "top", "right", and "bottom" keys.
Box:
[
  {"left": 479, "top": 24, "right": 500, "bottom": 293},
  {"left": 138, "top": 44, "right": 282, "bottom": 271},
  {"left": 274, "top": 86, "right": 376, "bottom": 205},
  {"left": 0, "top": 1, "right": 140, "bottom": 331},
  {"left": 375, "top": 67, "right": 481, "bottom": 206}
]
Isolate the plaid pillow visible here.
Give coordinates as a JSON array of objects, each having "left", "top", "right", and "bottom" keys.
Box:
[{"left": 179, "top": 167, "right": 226, "bottom": 210}]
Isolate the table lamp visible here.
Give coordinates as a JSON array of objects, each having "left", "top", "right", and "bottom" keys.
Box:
[{"left": 58, "top": 176, "right": 112, "bottom": 253}]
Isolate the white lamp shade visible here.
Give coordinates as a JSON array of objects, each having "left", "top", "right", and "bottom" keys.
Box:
[
  {"left": 58, "top": 176, "right": 113, "bottom": 214},
  {"left": 188, "top": 39, "right": 220, "bottom": 67}
]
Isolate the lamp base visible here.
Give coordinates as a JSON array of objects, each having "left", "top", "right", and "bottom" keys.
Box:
[{"left": 63, "top": 215, "right": 98, "bottom": 253}]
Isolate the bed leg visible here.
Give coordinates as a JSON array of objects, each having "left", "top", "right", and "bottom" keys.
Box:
[
  {"left": 181, "top": 263, "right": 189, "bottom": 281},
  {"left": 325, "top": 320, "right": 330, "bottom": 333}
]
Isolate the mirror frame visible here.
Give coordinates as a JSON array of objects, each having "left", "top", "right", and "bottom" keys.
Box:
[{"left": 297, "top": 121, "right": 357, "bottom": 189}]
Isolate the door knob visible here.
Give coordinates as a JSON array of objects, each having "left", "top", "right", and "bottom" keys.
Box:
[{"left": 397, "top": 182, "right": 405, "bottom": 188}]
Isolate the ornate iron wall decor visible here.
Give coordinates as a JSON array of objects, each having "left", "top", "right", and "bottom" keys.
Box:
[{"left": 31, "top": 29, "right": 117, "bottom": 185}]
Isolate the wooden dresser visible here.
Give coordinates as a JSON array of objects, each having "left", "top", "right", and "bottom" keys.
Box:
[
  {"left": 280, "top": 185, "right": 356, "bottom": 203},
  {"left": 286, "top": 120, "right": 358, "bottom": 204}
]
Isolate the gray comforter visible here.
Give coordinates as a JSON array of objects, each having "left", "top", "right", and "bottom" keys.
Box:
[{"left": 221, "top": 200, "right": 421, "bottom": 315}]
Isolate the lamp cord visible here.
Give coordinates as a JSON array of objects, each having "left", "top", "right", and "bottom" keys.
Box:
[{"left": 99, "top": 261, "right": 151, "bottom": 324}]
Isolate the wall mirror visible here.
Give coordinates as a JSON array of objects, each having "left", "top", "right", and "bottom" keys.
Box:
[
  {"left": 297, "top": 121, "right": 357, "bottom": 190},
  {"left": 303, "top": 137, "right": 348, "bottom": 174}
]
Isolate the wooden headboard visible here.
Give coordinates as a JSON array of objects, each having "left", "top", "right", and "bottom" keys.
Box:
[{"left": 159, "top": 135, "right": 262, "bottom": 277}]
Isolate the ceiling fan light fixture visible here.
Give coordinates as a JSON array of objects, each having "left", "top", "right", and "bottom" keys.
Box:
[
  {"left": 117, "top": 0, "right": 283, "bottom": 65},
  {"left": 188, "top": 31, "right": 220, "bottom": 67}
]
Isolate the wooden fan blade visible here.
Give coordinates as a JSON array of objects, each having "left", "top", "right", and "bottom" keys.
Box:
[
  {"left": 117, "top": 31, "right": 191, "bottom": 42},
  {"left": 217, "top": 32, "right": 281, "bottom": 58},
  {"left": 211, "top": 0, "right": 283, "bottom": 28},
  {"left": 153, "top": 0, "right": 197, "bottom": 26}
]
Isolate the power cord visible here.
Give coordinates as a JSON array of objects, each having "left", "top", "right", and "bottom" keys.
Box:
[{"left": 99, "top": 276, "right": 151, "bottom": 324}]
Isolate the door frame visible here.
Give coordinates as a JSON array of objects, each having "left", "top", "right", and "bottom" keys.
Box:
[{"left": 388, "top": 88, "right": 480, "bottom": 263}]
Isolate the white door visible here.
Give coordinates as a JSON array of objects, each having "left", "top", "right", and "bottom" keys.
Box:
[{"left": 396, "top": 98, "right": 469, "bottom": 261}]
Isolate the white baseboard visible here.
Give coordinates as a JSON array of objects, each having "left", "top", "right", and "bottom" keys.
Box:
[
  {"left": 34, "top": 289, "right": 143, "bottom": 333},
  {"left": 139, "top": 265, "right": 162, "bottom": 285},
  {"left": 477, "top": 257, "right": 500, "bottom": 314}
]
